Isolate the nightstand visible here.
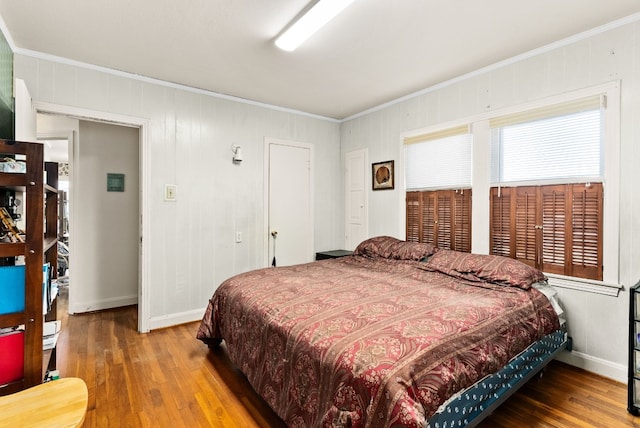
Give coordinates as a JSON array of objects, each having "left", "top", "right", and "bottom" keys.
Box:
[{"left": 315, "top": 250, "right": 354, "bottom": 260}]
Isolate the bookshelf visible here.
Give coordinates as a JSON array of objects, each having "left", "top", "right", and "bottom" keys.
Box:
[
  {"left": 0, "top": 140, "right": 58, "bottom": 395},
  {"left": 629, "top": 280, "right": 640, "bottom": 415}
]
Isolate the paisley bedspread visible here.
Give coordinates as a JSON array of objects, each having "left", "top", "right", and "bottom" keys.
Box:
[{"left": 197, "top": 252, "right": 559, "bottom": 427}]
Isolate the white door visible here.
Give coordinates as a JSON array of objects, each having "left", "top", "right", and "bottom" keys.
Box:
[
  {"left": 266, "top": 138, "right": 313, "bottom": 267},
  {"left": 344, "top": 149, "right": 368, "bottom": 250}
]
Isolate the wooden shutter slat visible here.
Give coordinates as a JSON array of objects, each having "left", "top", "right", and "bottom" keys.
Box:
[
  {"left": 453, "top": 190, "right": 471, "bottom": 252},
  {"left": 421, "top": 192, "right": 435, "bottom": 244},
  {"left": 515, "top": 187, "right": 537, "bottom": 267},
  {"left": 541, "top": 184, "right": 566, "bottom": 275},
  {"left": 571, "top": 183, "right": 603, "bottom": 280},
  {"left": 437, "top": 193, "right": 452, "bottom": 249},
  {"left": 490, "top": 187, "right": 512, "bottom": 257},
  {"left": 406, "top": 192, "right": 421, "bottom": 242}
]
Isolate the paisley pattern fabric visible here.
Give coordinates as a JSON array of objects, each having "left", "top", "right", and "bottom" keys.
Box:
[
  {"left": 424, "top": 249, "right": 547, "bottom": 289},
  {"left": 197, "top": 255, "right": 559, "bottom": 428},
  {"left": 353, "top": 236, "right": 437, "bottom": 261}
]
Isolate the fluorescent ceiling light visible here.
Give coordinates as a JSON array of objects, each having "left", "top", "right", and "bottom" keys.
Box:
[{"left": 275, "top": 0, "right": 356, "bottom": 51}]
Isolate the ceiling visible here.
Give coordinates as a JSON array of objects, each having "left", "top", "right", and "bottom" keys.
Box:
[{"left": 1, "top": 1, "right": 639, "bottom": 120}]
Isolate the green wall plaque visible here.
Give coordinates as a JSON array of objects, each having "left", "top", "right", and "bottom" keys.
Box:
[{"left": 107, "top": 173, "right": 125, "bottom": 192}]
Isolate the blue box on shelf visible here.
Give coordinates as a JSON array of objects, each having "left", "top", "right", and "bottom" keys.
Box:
[{"left": 0, "top": 265, "right": 25, "bottom": 315}]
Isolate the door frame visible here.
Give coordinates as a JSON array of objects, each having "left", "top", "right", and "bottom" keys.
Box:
[
  {"left": 263, "top": 137, "right": 315, "bottom": 267},
  {"left": 33, "top": 101, "right": 151, "bottom": 333}
]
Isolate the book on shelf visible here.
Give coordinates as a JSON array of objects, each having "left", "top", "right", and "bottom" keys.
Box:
[{"left": 0, "top": 206, "right": 24, "bottom": 243}]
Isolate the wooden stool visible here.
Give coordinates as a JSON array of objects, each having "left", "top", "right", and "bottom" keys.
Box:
[{"left": 0, "top": 377, "right": 88, "bottom": 427}]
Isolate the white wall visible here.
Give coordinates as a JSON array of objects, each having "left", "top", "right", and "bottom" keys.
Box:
[
  {"left": 13, "top": 54, "right": 343, "bottom": 328},
  {"left": 341, "top": 21, "right": 640, "bottom": 382}
]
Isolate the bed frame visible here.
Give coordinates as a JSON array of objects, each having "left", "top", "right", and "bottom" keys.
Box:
[{"left": 426, "top": 329, "right": 570, "bottom": 427}]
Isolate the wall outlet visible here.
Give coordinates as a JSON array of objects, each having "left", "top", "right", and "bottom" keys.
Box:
[
  {"left": 235, "top": 231, "right": 242, "bottom": 243},
  {"left": 164, "top": 184, "right": 177, "bottom": 201}
]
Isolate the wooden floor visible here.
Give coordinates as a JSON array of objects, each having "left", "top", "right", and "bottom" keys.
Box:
[{"left": 54, "top": 286, "right": 640, "bottom": 427}]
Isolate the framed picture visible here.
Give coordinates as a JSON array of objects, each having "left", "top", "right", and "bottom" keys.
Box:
[{"left": 372, "top": 160, "right": 394, "bottom": 190}]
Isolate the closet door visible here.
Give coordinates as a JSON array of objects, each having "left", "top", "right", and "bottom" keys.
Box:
[{"left": 267, "top": 139, "right": 313, "bottom": 267}]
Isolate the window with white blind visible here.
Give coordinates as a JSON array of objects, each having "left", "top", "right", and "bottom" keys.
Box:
[
  {"left": 405, "top": 126, "right": 472, "bottom": 190},
  {"left": 488, "top": 95, "right": 606, "bottom": 281},
  {"left": 490, "top": 96, "right": 603, "bottom": 184},
  {"left": 404, "top": 126, "right": 472, "bottom": 251}
]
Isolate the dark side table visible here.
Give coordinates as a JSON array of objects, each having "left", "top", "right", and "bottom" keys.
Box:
[{"left": 315, "top": 250, "right": 354, "bottom": 260}]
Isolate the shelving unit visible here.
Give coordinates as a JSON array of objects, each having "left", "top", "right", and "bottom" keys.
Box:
[
  {"left": 629, "top": 280, "right": 640, "bottom": 415},
  {"left": 43, "top": 161, "right": 58, "bottom": 377},
  {"left": 0, "top": 140, "right": 58, "bottom": 396}
]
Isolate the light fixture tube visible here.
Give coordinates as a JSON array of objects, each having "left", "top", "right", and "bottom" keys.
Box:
[{"left": 275, "top": 0, "right": 356, "bottom": 51}]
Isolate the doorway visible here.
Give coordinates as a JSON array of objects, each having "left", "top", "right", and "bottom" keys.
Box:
[
  {"left": 34, "top": 102, "right": 151, "bottom": 333},
  {"left": 38, "top": 119, "right": 140, "bottom": 312},
  {"left": 264, "top": 138, "right": 314, "bottom": 267},
  {"left": 76, "top": 121, "right": 139, "bottom": 312}
]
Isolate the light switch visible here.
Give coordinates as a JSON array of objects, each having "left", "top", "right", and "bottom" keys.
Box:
[
  {"left": 235, "top": 231, "right": 242, "bottom": 243},
  {"left": 164, "top": 184, "right": 177, "bottom": 201}
]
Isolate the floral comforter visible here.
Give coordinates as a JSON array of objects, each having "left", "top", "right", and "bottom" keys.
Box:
[{"left": 197, "top": 242, "right": 559, "bottom": 428}]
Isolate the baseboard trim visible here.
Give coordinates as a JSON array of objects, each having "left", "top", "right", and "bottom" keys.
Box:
[
  {"left": 556, "top": 349, "right": 626, "bottom": 383},
  {"left": 148, "top": 308, "right": 206, "bottom": 331},
  {"left": 70, "top": 295, "right": 138, "bottom": 314}
]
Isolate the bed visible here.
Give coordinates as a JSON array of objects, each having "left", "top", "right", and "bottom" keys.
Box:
[{"left": 197, "top": 236, "right": 567, "bottom": 427}]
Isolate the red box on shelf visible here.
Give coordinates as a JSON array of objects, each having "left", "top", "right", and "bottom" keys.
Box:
[{"left": 0, "top": 330, "right": 24, "bottom": 385}]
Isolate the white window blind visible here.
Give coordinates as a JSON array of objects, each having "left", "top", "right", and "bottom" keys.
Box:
[
  {"left": 404, "top": 126, "right": 472, "bottom": 190},
  {"left": 490, "top": 96, "right": 603, "bottom": 184}
]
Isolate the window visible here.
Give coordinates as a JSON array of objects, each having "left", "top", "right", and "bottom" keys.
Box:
[
  {"left": 489, "top": 95, "right": 605, "bottom": 281},
  {"left": 404, "top": 126, "right": 472, "bottom": 250},
  {"left": 490, "top": 96, "right": 602, "bottom": 184}
]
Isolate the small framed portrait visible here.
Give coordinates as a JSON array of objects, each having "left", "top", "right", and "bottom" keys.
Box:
[{"left": 372, "top": 160, "right": 394, "bottom": 190}]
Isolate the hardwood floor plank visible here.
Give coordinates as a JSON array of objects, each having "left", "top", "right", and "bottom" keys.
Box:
[{"left": 53, "top": 287, "right": 639, "bottom": 427}]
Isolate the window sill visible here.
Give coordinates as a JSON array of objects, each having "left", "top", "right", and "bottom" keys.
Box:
[{"left": 546, "top": 273, "right": 622, "bottom": 297}]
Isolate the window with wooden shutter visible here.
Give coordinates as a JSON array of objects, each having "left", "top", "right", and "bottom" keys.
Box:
[
  {"left": 489, "top": 183, "right": 602, "bottom": 281},
  {"left": 406, "top": 189, "right": 471, "bottom": 252},
  {"left": 404, "top": 125, "right": 472, "bottom": 252}
]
